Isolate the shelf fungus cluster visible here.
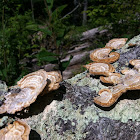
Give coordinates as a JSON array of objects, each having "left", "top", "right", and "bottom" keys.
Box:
[
  {"left": 84, "top": 38, "right": 127, "bottom": 85},
  {"left": 85, "top": 38, "right": 138, "bottom": 107},
  {"left": 90, "top": 47, "right": 120, "bottom": 63},
  {"left": 105, "top": 38, "right": 128, "bottom": 49},
  {"left": 0, "top": 120, "right": 30, "bottom": 140},
  {"left": 94, "top": 60, "right": 140, "bottom": 107},
  {"left": 0, "top": 69, "right": 62, "bottom": 114},
  {"left": 90, "top": 38, "right": 127, "bottom": 63}
]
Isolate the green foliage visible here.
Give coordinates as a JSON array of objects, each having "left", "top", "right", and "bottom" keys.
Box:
[
  {"left": 32, "top": 0, "right": 73, "bottom": 73},
  {"left": 0, "top": 2, "right": 33, "bottom": 85},
  {"left": 0, "top": 0, "right": 73, "bottom": 85},
  {"left": 0, "top": 0, "right": 139, "bottom": 85},
  {"left": 87, "top": 0, "right": 140, "bottom": 37},
  {"left": 36, "top": 48, "right": 73, "bottom": 72},
  {"left": 28, "top": 0, "right": 72, "bottom": 54},
  {"left": 38, "top": 0, "right": 69, "bottom": 50},
  {"left": 36, "top": 48, "right": 58, "bottom": 64},
  {"left": 59, "top": 55, "right": 73, "bottom": 72}
]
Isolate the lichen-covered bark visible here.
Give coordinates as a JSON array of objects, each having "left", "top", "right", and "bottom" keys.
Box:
[
  {"left": 115, "top": 45, "right": 140, "bottom": 72},
  {"left": 24, "top": 81, "right": 140, "bottom": 139},
  {"left": 0, "top": 81, "right": 8, "bottom": 107},
  {"left": 83, "top": 118, "right": 140, "bottom": 140}
]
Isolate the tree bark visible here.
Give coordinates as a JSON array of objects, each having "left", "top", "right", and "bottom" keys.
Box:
[
  {"left": 82, "top": 0, "right": 88, "bottom": 26},
  {"left": 31, "top": 0, "right": 35, "bottom": 21}
]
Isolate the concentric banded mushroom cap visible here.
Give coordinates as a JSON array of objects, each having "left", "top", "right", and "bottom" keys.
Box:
[
  {"left": 90, "top": 47, "right": 120, "bottom": 63},
  {"left": 17, "top": 69, "right": 48, "bottom": 89},
  {"left": 0, "top": 70, "right": 62, "bottom": 114},
  {"left": 0, "top": 69, "right": 48, "bottom": 114},
  {"left": 129, "top": 59, "right": 140, "bottom": 72},
  {"left": 94, "top": 84, "right": 126, "bottom": 107},
  {"left": 111, "top": 84, "right": 127, "bottom": 95},
  {"left": 100, "top": 73, "right": 121, "bottom": 85},
  {"left": 124, "top": 73, "right": 140, "bottom": 90},
  {"left": 105, "top": 38, "right": 128, "bottom": 49},
  {"left": 94, "top": 89, "right": 113, "bottom": 107},
  {"left": 0, "top": 120, "right": 30, "bottom": 140},
  {"left": 84, "top": 62, "right": 115, "bottom": 76},
  {"left": 46, "top": 71, "right": 62, "bottom": 92},
  {"left": 121, "top": 69, "right": 137, "bottom": 76}
]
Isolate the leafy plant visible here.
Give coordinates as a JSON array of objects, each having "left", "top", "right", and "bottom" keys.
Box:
[
  {"left": 29, "top": 0, "right": 71, "bottom": 51},
  {"left": 36, "top": 48, "right": 58, "bottom": 64},
  {"left": 0, "top": 1, "right": 34, "bottom": 85},
  {"left": 31, "top": 0, "right": 73, "bottom": 78},
  {"left": 36, "top": 48, "right": 73, "bottom": 77},
  {"left": 87, "top": 0, "right": 140, "bottom": 37}
]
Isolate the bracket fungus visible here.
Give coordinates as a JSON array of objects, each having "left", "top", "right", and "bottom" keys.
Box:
[
  {"left": 93, "top": 59, "right": 140, "bottom": 107},
  {"left": 90, "top": 47, "right": 120, "bottom": 63},
  {"left": 129, "top": 59, "right": 140, "bottom": 72},
  {"left": 94, "top": 84, "right": 127, "bottom": 107},
  {"left": 85, "top": 38, "right": 128, "bottom": 80},
  {"left": 84, "top": 38, "right": 139, "bottom": 107},
  {"left": 121, "top": 69, "right": 137, "bottom": 76},
  {"left": 0, "top": 120, "right": 30, "bottom": 140},
  {"left": 84, "top": 62, "right": 121, "bottom": 85},
  {"left": 100, "top": 73, "right": 121, "bottom": 85},
  {"left": 0, "top": 69, "right": 62, "bottom": 114},
  {"left": 123, "top": 73, "right": 140, "bottom": 90},
  {"left": 46, "top": 71, "right": 62, "bottom": 92},
  {"left": 84, "top": 62, "right": 115, "bottom": 76},
  {"left": 105, "top": 38, "right": 128, "bottom": 49}
]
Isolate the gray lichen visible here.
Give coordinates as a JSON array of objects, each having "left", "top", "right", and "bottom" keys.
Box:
[
  {"left": 115, "top": 45, "right": 140, "bottom": 73},
  {"left": 0, "top": 80, "right": 8, "bottom": 106},
  {"left": 0, "top": 116, "right": 14, "bottom": 128},
  {"left": 66, "top": 72, "right": 107, "bottom": 92},
  {"left": 0, "top": 116, "right": 8, "bottom": 127},
  {"left": 0, "top": 81, "right": 7, "bottom": 92},
  {"left": 25, "top": 96, "right": 140, "bottom": 139},
  {"left": 118, "top": 34, "right": 140, "bottom": 53}
]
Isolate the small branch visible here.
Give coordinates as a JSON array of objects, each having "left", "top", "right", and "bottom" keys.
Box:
[
  {"left": 31, "top": 0, "right": 35, "bottom": 21},
  {"left": 43, "top": 0, "right": 52, "bottom": 23},
  {"left": 82, "top": 0, "right": 88, "bottom": 26},
  {"left": 61, "top": 3, "right": 80, "bottom": 20}
]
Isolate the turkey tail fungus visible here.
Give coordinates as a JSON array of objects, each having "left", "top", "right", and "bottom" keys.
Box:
[
  {"left": 0, "top": 69, "right": 62, "bottom": 114},
  {"left": 0, "top": 120, "right": 30, "bottom": 140}
]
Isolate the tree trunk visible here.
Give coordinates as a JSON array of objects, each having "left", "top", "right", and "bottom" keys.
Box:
[
  {"left": 82, "top": 0, "right": 88, "bottom": 26},
  {"left": 31, "top": 0, "right": 35, "bottom": 21}
]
